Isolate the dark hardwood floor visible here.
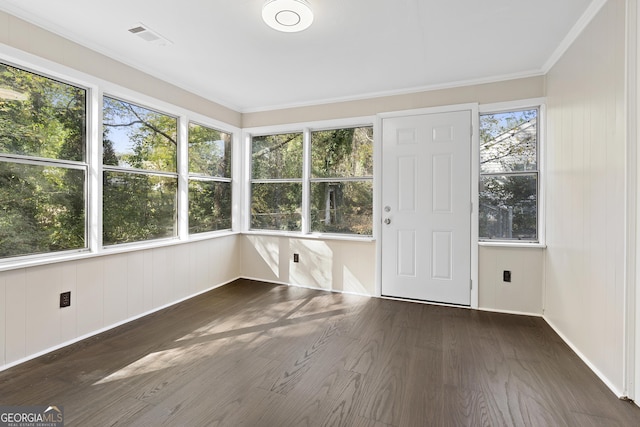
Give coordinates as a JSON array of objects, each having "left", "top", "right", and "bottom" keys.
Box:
[{"left": 1, "top": 279, "right": 639, "bottom": 426}]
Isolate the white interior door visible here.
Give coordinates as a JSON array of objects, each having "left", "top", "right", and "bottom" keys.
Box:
[{"left": 381, "top": 110, "right": 471, "bottom": 305}]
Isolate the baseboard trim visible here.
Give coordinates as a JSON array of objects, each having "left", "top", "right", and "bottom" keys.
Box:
[
  {"left": 478, "top": 307, "right": 543, "bottom": 318},
  {"left": 543, "top": 315, "right": 624, "bottom": 398},
  {"left": 239, "top": 275, "right": 373, "bottom": 298}
]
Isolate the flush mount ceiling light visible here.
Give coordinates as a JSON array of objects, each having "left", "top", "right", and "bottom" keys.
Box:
[{"left": 262, "top": 0, "right": 314, "bottom": 33}]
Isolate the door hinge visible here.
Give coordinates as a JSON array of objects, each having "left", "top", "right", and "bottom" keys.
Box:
[
  {"left": 470, "top": 202, "right": 473, "bottom": 213},
  {"left": 470, "top": 124, "right": 473, "bottom": 137},
  {"left": 470, "top": 279, "right": 473, "bottom": 290}
]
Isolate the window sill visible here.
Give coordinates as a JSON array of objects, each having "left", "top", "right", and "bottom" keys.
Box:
[
  {"left": 478, "top": 241, "right": 546, "bottom": 249},
  {"left": 0, "top": 230, "right": 240, "bottom": 272}
]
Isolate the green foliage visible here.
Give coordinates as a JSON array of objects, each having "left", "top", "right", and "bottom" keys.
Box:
[
  {"left": 0, "top": 63, "right": 85, "bottom": 161},
  {"left": 0, "top": 63, "right": 86, "bottom": 257},
  {"left": 250, "top": 133, "right": 303, "bottom": 231},
  {"left": 188, "top": 123, "right": 231, "bottom": 177},
  {"left": 311, "top": 127, "right": 373, "bottom": 178},
  {"left": 102, "top": 97, "right": 181, "bottom": 244},
  {"left": 252, "top": 133, "right": 303, "bottom": 179},
  {"left": 189, "top": 180, "right": 231, "bottom": 234},
  {"left": 102, "top": 97, "right": 177, "bottom": 172},
  {"left": 251, "top": 183, "right": 302, "bottom": 231},
  {"left": 103, "top": 172, "right": 177, "bottom": 245},
  {"left": 0, "top": 163, "right": 85, "bottom": 257},
  {"left": 250, "top": 127, "right": 373, "bottom": 235},
  {"left": 310, "top": 127, "right": 373, "bottom": 235},
  {"left": 188, "top": 123, "right": 233, "bottom": 234},
  {"left": 310, "top": 181, "right": 373, "bottom": 235}
]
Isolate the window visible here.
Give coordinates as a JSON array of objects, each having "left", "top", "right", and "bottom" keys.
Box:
[
  {"left": 479, "top": 108, "right": 539, "bottom": 242},
  {"left": 188, "top": 122, "right": 232, "bottom": 233},
  {"left": 102, "top": 96, "right": 178, "bottom": 245},
  {"left": 250, "top": 126, "right": 373, "bottom": 236},
  {"left": 0, "top": 62, "right": 87, "bottom": 258},
  {"left": 310, "top": 127, "right": 373, "bottom": 235},
  {"left": 0, "top": 56, "right": 237, "bottom": 265},
  {"left": 250, "top": 132, "right": 303, "bottom": 231}
]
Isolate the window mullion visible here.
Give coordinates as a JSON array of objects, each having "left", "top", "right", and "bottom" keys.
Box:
[
  {"left": 177, "top": 115, "right": 189, "bottom": 240},
  {"left": 90, "top": 88, "right": 102, "bottom": 253},
  {"left": 302, "top": 128, "right": 311, "bottom": 234}
]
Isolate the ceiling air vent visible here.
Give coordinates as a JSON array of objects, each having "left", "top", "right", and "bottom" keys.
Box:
[{"left": 127, "top": 23, "right": 172, "bottom": 46}]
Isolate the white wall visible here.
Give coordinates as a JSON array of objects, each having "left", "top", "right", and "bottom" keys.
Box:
[
  {"left": 0, "top": 236, "right": 241, "bottom": 370},
  {"left": 241, "top": 235, "right": 376, "bottom": 296},
  {"left": 545, "top": 0, "right": 627, "bottom": 395},
  {"left": 478, "top": 246, "right": 543, "bottom": 315}
]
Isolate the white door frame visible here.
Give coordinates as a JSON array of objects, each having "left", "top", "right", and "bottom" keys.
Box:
[
  {"left": 628, "top": 0, "right": 639, "bottom": 402},
  {"left": 375, "top": 102, "right": 479, "bottom": 309}
]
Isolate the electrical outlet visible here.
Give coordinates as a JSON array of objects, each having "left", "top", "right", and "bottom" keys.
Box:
[
  {"left": 293, "top": 253, "right": 299, "bottom": 263},
  {"left": 503, "top": 270, "right": 511, "bottom": 283},
  {"left": 60, "top": 291, "right": 71, "bottom": 308}
]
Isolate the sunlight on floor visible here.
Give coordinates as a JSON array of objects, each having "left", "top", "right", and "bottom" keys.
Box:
[
  {"left": 175, "top": 297, "right": 315, "bottom": 342},
  {"left": 92, "top": 289, "right": 363, "bottom": 386},
  {"left": 93, "top": 343, "right": 211, "bottom": 385}
]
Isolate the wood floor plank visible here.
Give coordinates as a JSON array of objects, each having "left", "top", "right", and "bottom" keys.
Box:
[
  {"left": 319, "top": 371, "right": 365, "bottom": 427},
  {"left": 357, "top": 328, "right": 413, "bottom": 425},
  {"left": 0, "top": 279, "right": 639, "bottom": 426},
  {"left": 442, "top": 385, "right": 495, "bottom": 427},
  {"left": 398, "top": 347, "right": 444, "bottom": 427},
  {"left": 442, "top": 311, "right": 483, "bottom": 389},
  {"left": 66, "top": 396, "right": 154, "bottom": 426}
]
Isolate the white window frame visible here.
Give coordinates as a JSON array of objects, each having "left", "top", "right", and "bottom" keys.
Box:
[
  {"left": 187, "top": 121, "right": 234, "bottom": 235},
  {"left": 478, "top": 98, "right": 546, "bottom": 248},
  {"left": 0, "top": 45, "right": 240, "bottom": 271},
  {"left": 248, "top": 130, "right": 305, "bottom": 232},
  {"left": 0, "top": 58, "right": 91, "bottom": 259},
  {"left": 308, "top": 127, "right": 374, "bottom": 236},
  {"left": 101, "top": 94, "right": 181, "bottom": 247},
  {"left": 242, "top": 116, "right": 376, "bottom": 241}
]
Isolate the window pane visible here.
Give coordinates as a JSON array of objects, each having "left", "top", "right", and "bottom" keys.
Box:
[
  {"left": 189, "top": 180, "right": 231, "bottom": 233},
  {"left": 311, "top": 181, "right": 373, "bottom": 235},
  {"left": 251, "top": 182, "right": 301, "bottom": 231},
  {"left": 479, "top": 174, "right": 537, "bottom": 241},
  {"left": 251, "top": 133, "right": 302, "bottom": 179},
  {"left": 103, "top": 97, "right": 177, "bottom": 172},
  {"left": 311, "top": 127, "right": 373, "bottom": 178},
  {"left": 188, "top": 123, "right": 231, "bottom": 177},
  {"left": 0, "top": 162, "right": 85, "bottom": 257},
  {"left": 480, "top": 109, "right": 537, "bottom": 174},
  {"left": 0, "top": 62, "right": 86, "bottom": 161},
  {"left": 103, "top": 171, "right": 177, "bottom": 245}
]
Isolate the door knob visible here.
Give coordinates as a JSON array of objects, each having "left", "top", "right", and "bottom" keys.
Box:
[{"left": 384, "top": 218, "right": 391, "bottom": 225}]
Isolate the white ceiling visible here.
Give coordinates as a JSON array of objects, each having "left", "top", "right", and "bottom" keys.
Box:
[{"left": 0, "top": 0, "right": 594, "bottom": 112}]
